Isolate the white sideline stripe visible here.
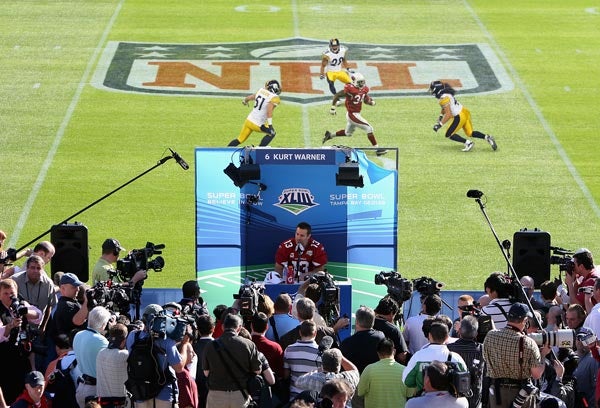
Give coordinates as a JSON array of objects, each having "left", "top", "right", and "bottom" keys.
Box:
[
  {"left": 204, "top": 281, "right": 225, "bottom": 288},
  {"left": 352, "top": 289, "right": 383, "bottom": 298},
  {"left": 10, "top": 1, "right": 125, "bottom": 246},
  {"left": 463, "top": 0, "right": 600, "bottom": 219}
]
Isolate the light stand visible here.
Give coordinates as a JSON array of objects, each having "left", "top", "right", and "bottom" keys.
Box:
[{"left": 467, "top": 189, "right": 552, "bottom": 353}]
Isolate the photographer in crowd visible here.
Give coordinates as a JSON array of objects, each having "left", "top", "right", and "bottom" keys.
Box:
[
  {"left": 357, "top": 338, "right": 408, "bottom": 408},
  {"left": 373, "top": 296, "right": 409, "bottom": 364},
  {"left": 403, "top": 318, "right": 466, "bottom": 393},
  {"left": 405, "top": 361, "right": 468, "bottom": 408},
  {"left": 3, "top": 241, "right": 55, "bottom": 279},
  {"left": 403, "top": 293, "right": 442, "bottom": 354},
  {"left": 481, "top": 272, "right": 515, "bottom": 329},
  {"left": 447, "top": 315, "right": 484, "bottom": 408},
  {"left": 0, "top": 279, "right": 43, "bottom": 404},
  {"left": 127, "top": 304, "right": 184, "bottom": 408},
  {"left": 564, "top": 249, "right": 599, "bottom": 309},
  {"left": 73, "top": 306, "right": 112, "bottom": 408},
  {"left": 12, "top": 254, "right": 57, "bottom": 372},
  {"left": 47, "top": 273, "right": 88, "bottom": 341},
  {"left": 483, "top": 302, "right": 545, "bottom": 408}
]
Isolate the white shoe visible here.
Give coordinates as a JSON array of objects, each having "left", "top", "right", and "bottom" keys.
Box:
[{"left": 462, "top": 140, "right": 474, "bottom": 152}]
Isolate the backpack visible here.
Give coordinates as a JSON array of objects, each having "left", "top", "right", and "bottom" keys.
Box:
[
  {"left": 46, "top": 356, "right": 79, "bottom": 408},
  {"left": 125, "top": 332, "right": 174, "bottom": 401}
]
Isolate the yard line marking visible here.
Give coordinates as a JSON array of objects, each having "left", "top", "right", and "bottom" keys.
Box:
[
  {"left": 291, "top": 0, "right": 313, "bottom": 147},
  {"left": 463, "top": 0, "right": 600, "bottom": 219},
  {"left": 10, "top": 1, "right": 125, "bottom": 246}
]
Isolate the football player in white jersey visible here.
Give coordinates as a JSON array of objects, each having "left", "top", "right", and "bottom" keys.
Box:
[
  {"left": 429, "top": 80, "right": 497, "bottom": 152},
  {"left": 228, "top": 80, "right": 281, "bottom": 147},
  {"left": 320, "top": 38, "right": 352, "bottom": 95}
]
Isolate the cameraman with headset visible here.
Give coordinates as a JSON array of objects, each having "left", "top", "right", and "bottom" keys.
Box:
[
  {"left": 92, "top": 238, "right": 147, "bottom": 285},
  {"left": 406, "top": 361, "right": 468, "bottom": 408}
]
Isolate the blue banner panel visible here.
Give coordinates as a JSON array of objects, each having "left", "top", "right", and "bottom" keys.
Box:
[{"left": 196, "top": 147, "right": 398, "bottom": 278}]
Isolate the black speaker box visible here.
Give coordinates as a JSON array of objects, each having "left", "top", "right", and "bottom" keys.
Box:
[
  {"left": 51, "top": 223, "right": 89, "bottom": 282},
  {"left": 513, "top": 229, "right": 551, "bottom": 289}
]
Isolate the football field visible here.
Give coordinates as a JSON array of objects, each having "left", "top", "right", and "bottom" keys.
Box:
[{"left": 2, "top": 0, "right": 600, "bottom": 312}]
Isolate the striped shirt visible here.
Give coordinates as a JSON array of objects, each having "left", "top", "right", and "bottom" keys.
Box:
[
  {"left": 481, "top": 298, "right": 513, "bottom": 329},
  {"left": 283, "top": 340, "right": 321, "bottom": 400}
]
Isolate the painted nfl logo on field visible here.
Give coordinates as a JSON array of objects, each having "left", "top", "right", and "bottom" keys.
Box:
[{"left": 92, "top": 37, "right": 513, "bottom": 105}]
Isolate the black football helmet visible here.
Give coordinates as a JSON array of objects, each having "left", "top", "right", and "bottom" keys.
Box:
[
  {"left": 265, "top": 79, "right": 281, "bottom": 95},
  {"left": 429, "top": 80, "right": 445, "bottom": 98}
]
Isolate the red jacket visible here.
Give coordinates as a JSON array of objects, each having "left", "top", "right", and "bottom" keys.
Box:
[{"left": 10, "top": 389, "right": 49, "bottom": 408}]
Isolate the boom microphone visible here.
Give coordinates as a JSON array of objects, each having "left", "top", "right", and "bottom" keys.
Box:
[
  {"left": 169, "top": 148, "right": 190, "bottom": 170},
  {"left": 466, "top": 189, "right": 484, "bottom": 199}
]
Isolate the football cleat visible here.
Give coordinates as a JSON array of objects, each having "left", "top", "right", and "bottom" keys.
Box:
[
  {"left": 485, "top": 134, "right": 497, "bottom": 151},
  {"left": 429, "top": 80, "right": 445, "bottom": 98},
  {"left": 322, "top": 130, "right": 333, "bottom": 144},
  {"left": 462, "top": 140, "right": 474, "bottom": 152},
  {"left": 329, "top": 38, "right": 340, "bottom": 53},
  {"left": 376, "top": 149, "right": 388, "bottom": 156},
  {"left": 351, "top": 72, "right": 366, "bottom": 88},
  {"left": 265, "top": 79, "right": 281, "bottom": 95}
]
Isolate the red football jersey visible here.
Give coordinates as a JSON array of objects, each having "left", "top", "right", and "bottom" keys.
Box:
[
  {"left": 275, "top": 237, "right": 328, "bottom": 274},
  {"left": 343, "top": 83, "right": 371, "bottom": 114}
]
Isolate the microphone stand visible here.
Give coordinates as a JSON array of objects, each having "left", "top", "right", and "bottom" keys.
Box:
[
  {"left": 468, "top": 192, "right": 552, "bottom": 355},
  {"left": 14, "top": 155, "right": 176, "bottom": 253},
  {"left": 502, "top": 239, "right": 512, "bottom": 276}
]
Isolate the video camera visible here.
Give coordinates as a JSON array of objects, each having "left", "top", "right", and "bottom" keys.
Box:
[
  {"left": 9, "top": 296, "right": 46, "bottom": 355},
  {"left": 86, "top": 281, "right": 131, "bottom": 314},
  {"left": 233, "top": 279, "right": 265, "bottom": 323},
  {"left": 421, "top": 361, "right": 471, "bottom": 398},
  {"left": 413, "top": 276, "right": 444, "bottom": 297},
  {"left": 374, "top": 271, "right": 413, "bottom": 303},
  {"left": 116, "top": 242, "right": 165, "bottom": 281},
  {"left": 309, "top": 272, "right": 340, "bottom": 327},
  {"left": 150, "top": 309, "right": 189, "bottom": 342},
  {"left": 9, "top": 296, "right": 29, "bottom": 317},
  {"left": 550, "top": 247, "right": 575, "bottom": 275}
]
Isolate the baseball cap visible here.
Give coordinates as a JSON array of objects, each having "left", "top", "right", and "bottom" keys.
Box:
[
  {"left": 59, "top": 272, "right": 83, "bottom": 287},
  {"left": 507, "top": 302, "right": 533, "bottom": 320},
  {"left": 577, "top": 326, "right": 595, "bottom": 340},
  {"left": 25, "top": 371, "right": 45, "bottom": 387},
  {"left": 102, "top": 238, "right": 125, "bottom": 253},
  {"left": 264, "top": 271, "right": 283, "bottom": 284}
]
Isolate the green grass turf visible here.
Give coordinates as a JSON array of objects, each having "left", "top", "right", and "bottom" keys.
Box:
[{"left": 2, "top": 1, "right": 600, "bottom": 310}]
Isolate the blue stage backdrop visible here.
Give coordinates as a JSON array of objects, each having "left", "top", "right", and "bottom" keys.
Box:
[{"left": 195, "top": 147, "right": 398, "bottom": 281}]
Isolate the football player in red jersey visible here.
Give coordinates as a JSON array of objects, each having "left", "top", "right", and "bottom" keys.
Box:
[
  {"left": 274, "top": 221, "right": 328, "bottom": 283},
  {"left": 322, "top": 72, "right": 387, "bottom": 156}
]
